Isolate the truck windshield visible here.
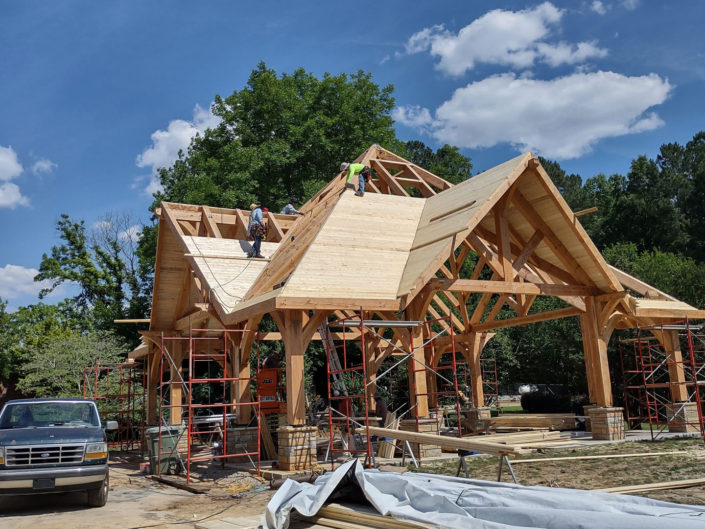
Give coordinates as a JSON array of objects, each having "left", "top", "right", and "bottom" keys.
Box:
[{"left": 0, "top": 402, "right": 100, "bottom": 428}]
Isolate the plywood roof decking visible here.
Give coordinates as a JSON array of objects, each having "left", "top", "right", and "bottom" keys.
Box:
[
  {"left": 150, "top": 145, "right": 702, "bottom": 332},
  {"left": 631, "top": 298, "right": 705, "bottom": 319},
  {"left": 397, "top": 153, "right": 531, "bottom": 296},
  {"left": 182, "top": 236, "right": 279, "bottom": 313},
  {"left": 282, "top": 190, "right": 425, "bottom": 300}
]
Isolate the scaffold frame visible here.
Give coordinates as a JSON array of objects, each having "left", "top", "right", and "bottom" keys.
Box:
[
  {"left": 157, "top": 328, "right": 261, "bottom": 483},
  {"left": 82, "top": 361, "right": 146, "bottom": 452}
]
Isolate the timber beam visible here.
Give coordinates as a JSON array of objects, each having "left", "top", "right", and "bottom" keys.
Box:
[{"left": 428, "top": 278, "right": 600, "bottom": 297}]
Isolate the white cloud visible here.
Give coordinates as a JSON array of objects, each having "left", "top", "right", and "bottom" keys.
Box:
[
  {"left": 119, "top": 225, "right": 142, "bottom": 243},
  {"left": 591, "top": 1, "right": 608, "bottom": 15},
  {"left": 404, "top": 71, "right": 671, "bottom": 159},
  {"left": 392, "top": 105, "right": 433, "bottom": 129},
  {"left": 0, "top": 146, "right": 29, "bottom": 208},
  {"left": 0, "top": 183, "right": 30, "bottom": 209},
  {"left": 0, "top": 146, "right": 23, "bottom": 182},
  {"left": 0, "top": 264, "right": 64, "bottom": 302},
  {"left": 136, "top": 104, "right": 221, "bottom": 195},
  {"left": 31, "top": 158, "right": 57, "bottom": 175},
  {"left": 622, "top": 0, "right": 639, "bottom": 10},
  {"left": 536, "top": 41, "right": 608, "bottom": 67},
  {"left": 402, "top": 3, "right": 605, "bottom": 75}
]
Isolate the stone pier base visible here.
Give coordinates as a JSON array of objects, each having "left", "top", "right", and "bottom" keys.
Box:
[
  {"left": 587, "top": 407, "right": 625, "bottom": 440},
  {"left": 277, "top": 425, "right": 316, "bottom": 470},
  {"left": 400, "top": 418, "right": 442, "bottom": 459},
  {"left": 460, "top": 406, "right": 492, "bottom": 434},
  {"left": 668, "top": 402, "right": 701, "bottom": 433},
  {"left": 226, "top": 426, "right": 259, "bottom": 462}
]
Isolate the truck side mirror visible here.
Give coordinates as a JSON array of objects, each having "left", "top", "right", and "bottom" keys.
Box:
[{"left": 105, "top": 420, "right": 118, "bottom": 431}]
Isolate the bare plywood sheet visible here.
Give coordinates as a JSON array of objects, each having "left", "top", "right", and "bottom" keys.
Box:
[
  {"left": 282, "top": 190, "right": 425, "bottom": 300},
  {"left": 398, "top": 153, "right": 531, "bottom": 296},
  {"left": 183, "top": 236, "right": 279, "bottom": 313}
]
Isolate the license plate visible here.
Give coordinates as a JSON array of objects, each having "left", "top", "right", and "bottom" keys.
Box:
[{"left": 33, "top": 478, "right": 55, "bottom": 490}]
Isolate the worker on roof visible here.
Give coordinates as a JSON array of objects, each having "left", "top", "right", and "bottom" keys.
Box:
[
  {"left": 280, "top": 197, "right": 304, "bottom": 216},
  {"left": 247, "top": 203, "right": 266, "bottom": 259},
  {"left": 340, "top": 162, "right": 371, "bottom": 197}
]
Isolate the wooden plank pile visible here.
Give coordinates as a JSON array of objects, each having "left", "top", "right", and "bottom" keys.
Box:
[
  {"left": 474, "top": 430, "right": 576, "bottom": 450},
  {"left": 293, "top": 503, "right": 431, "bottom": 529},
  {"left": 490, "top": 413, "right": 577, "bottom": 431},
  {"left": 366, "top": 426, "right": 530, "bottom": 456}
]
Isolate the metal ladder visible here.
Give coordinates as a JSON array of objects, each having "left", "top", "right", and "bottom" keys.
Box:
[{"left": 319, "top": 322, "right": 348, "bottom": 397}]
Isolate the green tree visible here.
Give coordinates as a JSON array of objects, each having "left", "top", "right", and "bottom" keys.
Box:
[
  {"left": 603, "top": 242, "right": 705, "bottom": 309},
  {"left": 400, "top": 140, "right": 472, "bottom": 184},
  {"left": 153, "top": 62, "right": 397, "bottom": 213},
  {"left": 16, "top": 331, "right": 126, "bottom": 398},
  {"left": 35, "top": 214, "right": 147, "bottom": 343}
]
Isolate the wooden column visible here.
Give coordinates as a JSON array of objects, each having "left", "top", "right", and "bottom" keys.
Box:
[
  {"left": 459, "top": 333, "right": 494, "bottom": 407},
  {"left": 147, "top": 351, "right": 158, "bottom": 425},
  {"left": 580, "top": 297, "right": 613, "bottom": 406},
  {"left": 408, "top": 322, "right": 429, "bottom": 417},
  {"left": 279, "top": 310, "right": 307, "bottom": 425},
  {"left": 169, "top": 340, "right": 185, "bottom": 425},
  {"left": 658, "top": 330, "right": 689, "bottom": 402}
]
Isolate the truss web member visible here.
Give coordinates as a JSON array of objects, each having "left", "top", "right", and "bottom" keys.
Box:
[{"left": 340, "top": 162, "right": 371, "bottom": 196}]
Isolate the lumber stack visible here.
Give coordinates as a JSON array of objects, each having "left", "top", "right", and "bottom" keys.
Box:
[
  {"left": 376, "top": 412, "right": 399, "bottom": 459},
  {"left": 365, "top": 426, "right": 529, "bottom": 456},
  {"left": 490, "top": 413, "right": 577, "bottom": 431},
  {"left": 475, "top": 430, "right": 574, "bottom": 449},
  {"left": 293, "top": 503, "right": 431, "bottom": 529}
]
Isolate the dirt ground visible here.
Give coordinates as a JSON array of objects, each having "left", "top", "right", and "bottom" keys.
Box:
[
  {"left": 0, "top": 454, "right": 275, "bottom": 529},
  {"left": 1, "top": 437, "right": 704, "bottom": 528}
]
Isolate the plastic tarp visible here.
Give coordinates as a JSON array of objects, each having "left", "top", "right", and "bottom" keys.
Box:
[{"left": 265, "top": 460, "right": 705, "bottom": 529}]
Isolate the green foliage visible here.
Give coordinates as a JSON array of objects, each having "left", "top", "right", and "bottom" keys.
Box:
[
  {"left": 16, "top": 331, "right": 126, "bottom": 398},
  {"left": 399, "top": 140, "right": 472, "bottom": 184},
  {"left": 603, "top": 242, "right": 705, "bottom": 309},
  {"left": 152, "top": 62, "right": 397, "bottom": 214},
  {"left": 35, "top": 214, "right": 148, "bottom": 344}
]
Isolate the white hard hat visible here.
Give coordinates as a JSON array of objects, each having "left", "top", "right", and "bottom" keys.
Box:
[{"left": 340, "top": 162, "right": 350, "bottom": 172}]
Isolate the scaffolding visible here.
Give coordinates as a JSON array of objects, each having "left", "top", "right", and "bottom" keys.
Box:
[
  {"left": 82, "top": 361, "right": 146, "bottom": 452},
  {"left": 619, "top": 321, "right": 705, "bottom": 441},
  {"left": 157, "top": 329, "right": 261, "bottom": 483},
  {"left": 323, "top": 313, "right": 463, "bottom": 468}
]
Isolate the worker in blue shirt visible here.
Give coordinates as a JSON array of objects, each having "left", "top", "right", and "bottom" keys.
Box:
[
  {"left": 281, "top": 197, "right": 304, "bottom": 216},
  {"left": 247, "top": 203, "right": 265, "bottom": 258}
]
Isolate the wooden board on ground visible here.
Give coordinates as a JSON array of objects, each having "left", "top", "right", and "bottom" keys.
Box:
[
  {"left": 597, "top": 477, "right": 705, "bottom": 494},
  {"left": 512, "top": 450, "right": 686, "bottom": 465},
  {"left": 294, "top": 503, "right": 431, "bottom": 529},
  {"left": 365, "top": 426, "right": 530, "bottom": 456}
]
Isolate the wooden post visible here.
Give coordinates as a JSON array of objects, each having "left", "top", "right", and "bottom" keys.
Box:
[
  {"left": 580, "top": 297, "right": 613, "bottom": 406},
  {"left": 408, "top": 322, "right": 429, "bottom": 417},
  {"left": 147, "top": 351, "right": 158, "bottom": 425},
  {"left": 279, "top": 310, "right": 307, "bottom": 425},
  {"left": 170, "top": 340, "right": 184, "bottom": 425},
  {"left": 656, "top": 330, "right": 689, "bottom": 402},
  {"left": 459, "top": 333, "right": 494, "bottom": 407}
]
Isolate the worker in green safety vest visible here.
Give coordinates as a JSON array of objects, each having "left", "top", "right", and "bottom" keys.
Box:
[{"left": 340, "top": 162, "right": 371, "bottom": 196}]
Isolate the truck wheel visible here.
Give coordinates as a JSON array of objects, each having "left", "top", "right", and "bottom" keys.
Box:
[{"left": 87, "top": 473, "right": 109, "bottom": 507}]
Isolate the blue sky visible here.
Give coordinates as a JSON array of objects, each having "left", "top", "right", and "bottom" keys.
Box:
[{"left": 1, "top": 0, "right": 704, "bottom": 311}]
